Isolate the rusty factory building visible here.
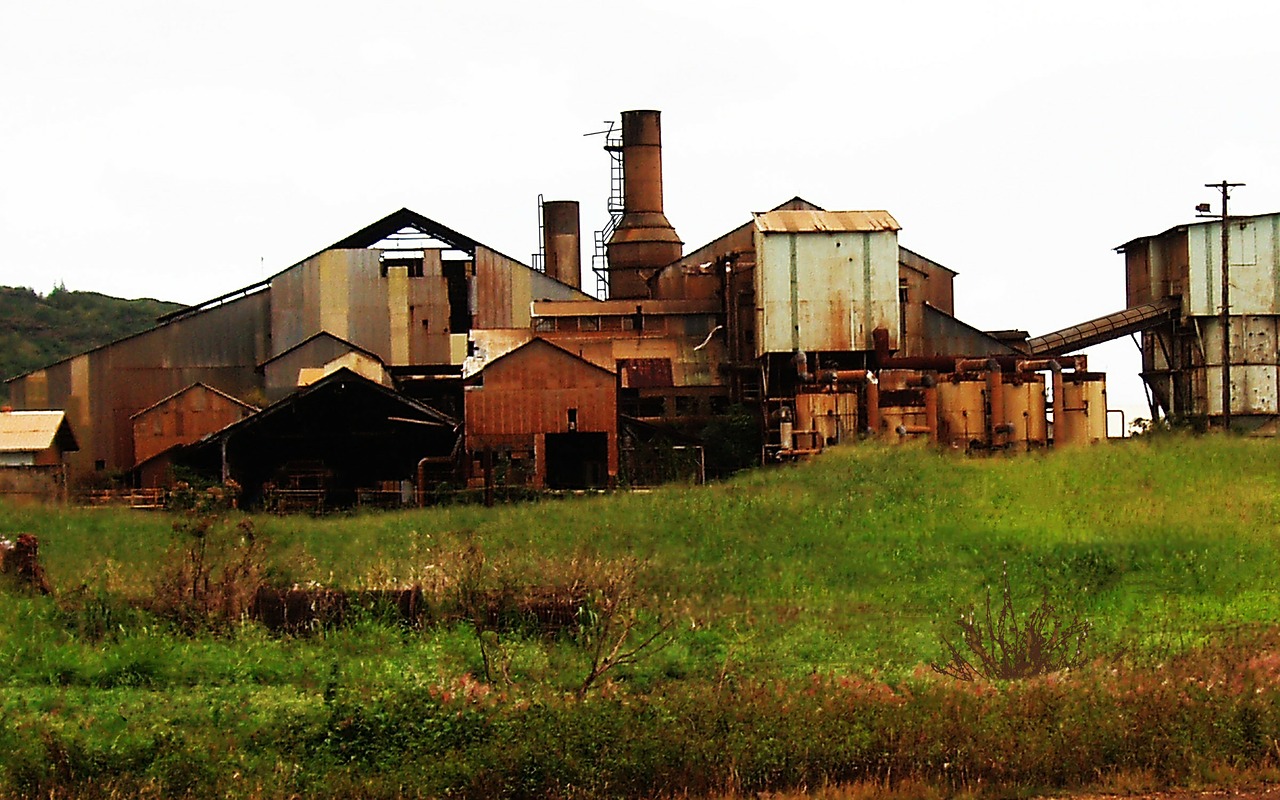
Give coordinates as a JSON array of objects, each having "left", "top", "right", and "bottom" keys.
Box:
[{"left": 5, "top": 109, "right": 1271, "bottom": 508}]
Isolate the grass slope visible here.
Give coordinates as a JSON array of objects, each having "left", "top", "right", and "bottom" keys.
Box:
[{"left": 2, "top": 435, "right": 1279, "bottom": 798}]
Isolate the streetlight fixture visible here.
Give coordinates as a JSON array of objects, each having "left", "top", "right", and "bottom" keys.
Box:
[{"left": 1197, "top": 181, "right": 1244, "bottom": 431}]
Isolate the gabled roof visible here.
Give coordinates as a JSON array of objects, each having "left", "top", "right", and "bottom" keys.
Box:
[
  {"left": 198, "top": 367, "right": 457, "bottom": 446},
  {"left": 324, "top": 207, "right": 480, "bottom": 254},
  {"left": 0, "top": 410, "right": 79, "bottom": 453},
  {"left": 129, "top": 382, "right": 259, "bottom": 421},
  {"left": 753, "top": 210, "right": 900, "bottom": 233},
  {"left": 466, "top": 337, "right": 616, "bottom": 382},
  {"left": 258, "top": 331, "right": 387, "bottom": 370},
  {"left": 162, "top": 207, "right": 587, "bottom": 324}
]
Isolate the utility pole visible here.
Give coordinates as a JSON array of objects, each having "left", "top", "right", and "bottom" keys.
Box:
[{"left": 1197, "top": 181, "right": 1244, "bottom": 431}]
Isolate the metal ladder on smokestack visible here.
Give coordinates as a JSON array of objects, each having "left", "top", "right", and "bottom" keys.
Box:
[{"left": 590, "top": 127, "right": 625, "bottom": 299}]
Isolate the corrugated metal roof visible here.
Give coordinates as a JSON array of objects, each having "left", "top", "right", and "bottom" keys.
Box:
[
  {"left": 0, "top": 411, "right": 69, "bottom": 453},
  {"left": 753, "top": 210, "right": 901, "bottom": 234}
]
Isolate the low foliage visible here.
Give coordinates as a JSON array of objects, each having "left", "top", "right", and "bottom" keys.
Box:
[
  {"left": 3, "top": 435, "right": 1280, "bottom": 797},
  {"left": 932, "top": 567, "right": 1092, "bottom": 681}
]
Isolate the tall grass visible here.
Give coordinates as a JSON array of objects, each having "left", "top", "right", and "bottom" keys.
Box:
[{"left": 3, "top": 433, "right": 1280, "bottom": 797}]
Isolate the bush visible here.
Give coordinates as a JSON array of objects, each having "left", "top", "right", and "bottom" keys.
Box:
[{"left": 933, "top": 567, "right": 1092, "bottom": 681}]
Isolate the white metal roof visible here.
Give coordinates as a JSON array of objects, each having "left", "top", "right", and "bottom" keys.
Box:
[
  {"left": 0, "top": 410, "right": 72, "bottom": 453},
  {"left": 753, "top": 210, "right": 900, "bottom": 234}
]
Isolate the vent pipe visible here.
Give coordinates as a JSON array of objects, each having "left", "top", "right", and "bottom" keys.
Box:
[
  {"left": 606, "top": 110, "right": 683, "bottom": 298},
  {"left": 541, "top": 200, "right": 581, "bottom": 290}
]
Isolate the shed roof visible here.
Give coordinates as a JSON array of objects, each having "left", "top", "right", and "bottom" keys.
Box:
[
  {"left": 0, "top": 410, "right": 79, "bottom": 453},
  {"left": 753, "top": 210, "right": 900, "bottom": 234}
]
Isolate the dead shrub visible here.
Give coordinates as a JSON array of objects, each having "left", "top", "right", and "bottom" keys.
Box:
[
  {"left": 932, "top": 566, "right": 1091, "bottom": 681},
  {"left": 151, "top": 482, "right": 264, "bottom": 632}
]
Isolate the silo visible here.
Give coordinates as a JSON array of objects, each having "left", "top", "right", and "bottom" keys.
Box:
[{"left": 542, "top": 200, "right": 582, "bottom": 290}]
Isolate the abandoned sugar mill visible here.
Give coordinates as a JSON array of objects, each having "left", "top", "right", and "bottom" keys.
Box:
[{"left": 4, "top": 110, "right": 1276, "bottom": 508}]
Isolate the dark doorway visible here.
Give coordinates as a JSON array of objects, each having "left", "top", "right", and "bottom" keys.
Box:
[{"left": 545, "top": 432, "right": 608, "bottom": 489}]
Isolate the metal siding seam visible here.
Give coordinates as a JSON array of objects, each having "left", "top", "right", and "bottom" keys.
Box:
[
  {"left": 1272, "top": 216, "right": 1280, "bottom": 313},
  {"left": 1204, "top": 225, "right": 1215, "bottom": 316},
  {"left": 862, "top": 235, "right": 873, "bottom": 349},
  {"left": 789, "top": 234, "right": 800, "bottom": 353}
]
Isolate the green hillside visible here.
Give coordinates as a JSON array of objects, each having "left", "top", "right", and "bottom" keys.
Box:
[
  {"left": 2, "top": 436, "right": 1279, "bottom": 798},
  {"left": 0, "top": 285, "right": 184, "bottom": 403}
]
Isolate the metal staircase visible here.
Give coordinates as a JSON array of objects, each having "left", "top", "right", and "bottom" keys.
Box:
[{"left": 590, "top": 122, "right": 625, "bottom": 299}]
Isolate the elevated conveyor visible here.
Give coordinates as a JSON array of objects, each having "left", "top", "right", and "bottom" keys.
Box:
[{"left": 1026, "top": 299, "right": 1179, "bottom": 356}]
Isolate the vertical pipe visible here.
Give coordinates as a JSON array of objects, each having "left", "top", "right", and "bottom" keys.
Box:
[
  {"left": 923, "top": 385, "right": 938, "bottom": 442},
  {"left": 986, "top": 368, "right": 1005, "bottom": 448},
  {"left": 865, "top": 378, "right": 881, "bottom": 434}
]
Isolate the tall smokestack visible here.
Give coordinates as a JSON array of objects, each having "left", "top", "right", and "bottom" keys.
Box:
[
  {"left": 541, "top": 200, "right": 581, "bottom": 290},
  {"left": 605, "top": 110, "right": 682, "bottom": 298}
]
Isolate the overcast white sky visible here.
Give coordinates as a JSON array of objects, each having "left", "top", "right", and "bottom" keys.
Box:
[{"left": 3, "top": 1, "right": 1279, "bottom": 429}]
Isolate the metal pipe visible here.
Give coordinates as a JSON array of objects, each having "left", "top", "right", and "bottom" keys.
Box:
[
  {"left": 795, "top": 351, "right": 812, "bottom": 383},
  {"left": 986, "top": 367, "right": 1006, "bottom": 448}
]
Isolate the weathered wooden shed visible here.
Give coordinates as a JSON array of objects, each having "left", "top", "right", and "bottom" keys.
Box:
[
  {"left": 0, "top": 410, "right": 79, "bottom": 503},
  {"left": 464, "top": 338, "right": 617, "bottom": 490}
]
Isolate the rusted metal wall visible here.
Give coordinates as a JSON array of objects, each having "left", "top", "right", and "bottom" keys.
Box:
[
  {"left": 271, "top": 249, "right": 405, "bottom": 365},
  {"left": 270, "top": 255, "right": 324, "bottom": 357},
  {"left": 465, "top": 340, "right": 618, "bottom": 485},
  {"left": 1188, "top": 214, "right": 1280, "bottom": 317},
  {"left": 1192, "top": 316, "right": 1280, "bottom": 417},
  {"left": 10, "top": 291, "right": 271, "bottom": 477},
  {"left": 754, "top": 219, "right": 901, "bottom": 357},
  {"left": 131, "top": 384, "right": 256, "bottom": 465},
  {"left": 472, "top": 249, "right": 594, "bottom": 329},
  {"left": 262, "top": 335, "right": 373, "bottom": 401},
  {"left": 920, "top": 306, "right": 1021, "bottom": 358}
]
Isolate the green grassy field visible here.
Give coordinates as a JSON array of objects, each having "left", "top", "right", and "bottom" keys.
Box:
[{"left": 3, "top": 434, "right": 1280, "bottom": 798}]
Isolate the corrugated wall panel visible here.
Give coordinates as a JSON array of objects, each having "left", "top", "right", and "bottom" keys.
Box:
[{"left": 343, "top": 249, "right": 393, "bottom": 363}]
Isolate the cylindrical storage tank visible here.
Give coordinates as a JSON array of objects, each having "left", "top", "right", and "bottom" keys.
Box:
[
  {"left": 936, "top": 377, "right": 987, "bottom": 449},
  {"left": 876, "top": 370, "right": 934, "bottom": 443},
  {"left": 795, "top": 392, "right": 857, "bottom": 447},
  {"left": 1056, "top": 372, "right": 1108, "bottom": 446},
  {"left": 542, "top": 200, "right": 581, "bottom": 290},
  {"left": 606, "top": 110, "right": 683, "bottom": 298},
  {"left": 1000, "top": 375, "right": 1048, "bottom": 450}
]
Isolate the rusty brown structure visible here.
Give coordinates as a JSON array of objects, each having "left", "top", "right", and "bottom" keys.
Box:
[
  {"left": 541, "top": 200, "right": 582, "bottom": 290},
  {"left": 131, "top": 383, "right": 258, "bottom": 487},
  {"left": 605, "top": 110, "right": 683, "bottom": 298},
  {"left": 463, "top": 338, "right": 617, "bottom": 489},
  {"left": 3, "top": 108, "right": 1129, "bottom": 506}
]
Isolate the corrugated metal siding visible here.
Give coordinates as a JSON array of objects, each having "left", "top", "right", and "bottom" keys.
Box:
[
  {"left": 344, "top": 249, "right": 394, "bottom": 363},
  {"left": 271, "top": 258, "right": 323, "bottom": 357},
  {"left": 35, "top": 291, "right": 273, "bottom": 474},
  {"left": 264, "top": 336, "right": 369, "bottom": 401},
  {"left": 753, "top": 210, "right": 900, "bottom": 233},
  {"left": 754, "top": 226, "right": 900, "bottom": 356},
  {"left": 465, "top": 341, "right": 618, "bottom": 480},
  {"left": 132, "top": 385, "right": 255, "bottom": 465},
  {"left": 1188, "top": 214, "right": 1280, "bottom": 317}
]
